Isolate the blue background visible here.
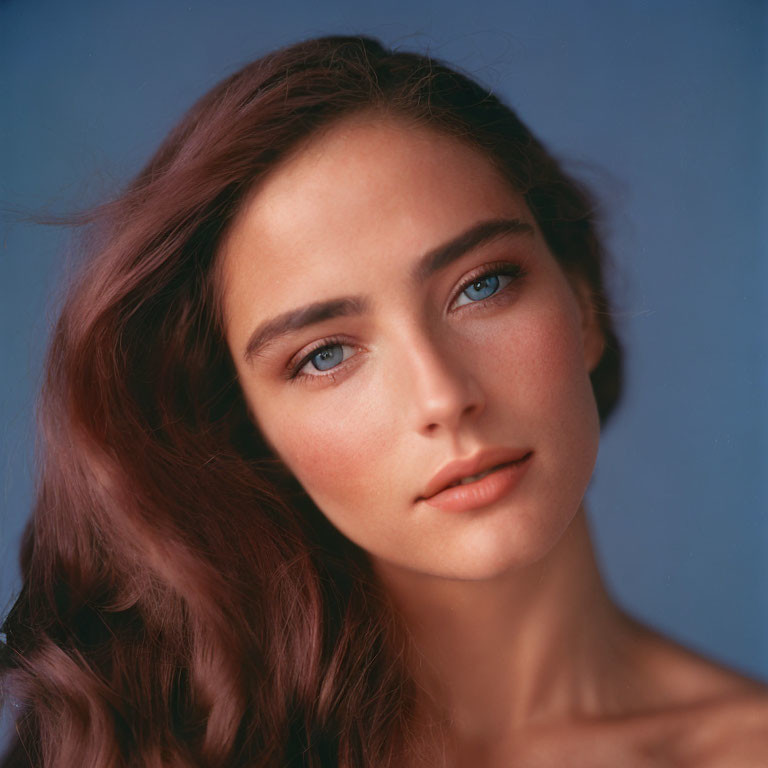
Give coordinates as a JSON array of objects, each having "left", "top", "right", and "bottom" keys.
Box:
[{"left": 1, "top": 0, "right": 766, "bottom": 746}]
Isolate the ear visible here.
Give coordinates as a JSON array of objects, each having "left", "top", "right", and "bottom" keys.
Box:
[{"left": 569, "top": 273, "right": 605, "bottom": 375}]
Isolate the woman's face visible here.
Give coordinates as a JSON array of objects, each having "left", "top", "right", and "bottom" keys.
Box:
[{"left": 218, "top": 115, "right": 604, "bottom": 581}]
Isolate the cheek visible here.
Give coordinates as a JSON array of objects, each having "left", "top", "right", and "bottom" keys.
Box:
[
  {"left": 520, "top": 300, "right": 601, "bottom": 493},
  {"left": 490, "top": 299, "right": 589, "bottom": 401},
  {"left": 482, "top": 292, "right": 600, "bottom": 465},
  {"left": 253, "top": 382, "right": 394, "bottom": 514},
  {"left": 528, "top": 315, "right": 593, "bottom": 415}
]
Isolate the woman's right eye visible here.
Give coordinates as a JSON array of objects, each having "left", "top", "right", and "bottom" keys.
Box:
[{"left": 293, "top": 342, "right": 357, "bottom": 379}]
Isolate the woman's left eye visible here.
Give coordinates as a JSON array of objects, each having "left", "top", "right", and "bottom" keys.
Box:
[{"left": 452, "top": 267, "right": 522, "bottom": 309}]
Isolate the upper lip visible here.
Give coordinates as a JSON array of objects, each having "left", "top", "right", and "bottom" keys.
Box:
[{"left": 416, "top": 447, "right": 532, "bottom": 501}]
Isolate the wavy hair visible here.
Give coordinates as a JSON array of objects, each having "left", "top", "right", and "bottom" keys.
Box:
[{"left": 1, "top": 34, "right": 623, "bottom": 767}]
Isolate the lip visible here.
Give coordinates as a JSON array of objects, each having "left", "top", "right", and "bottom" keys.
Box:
[
  {"left": 419, "top": 454, "right": 532, "bottom": 512},
  {"left": 416, "top": 447, "right": 533, "bottom": 504}
]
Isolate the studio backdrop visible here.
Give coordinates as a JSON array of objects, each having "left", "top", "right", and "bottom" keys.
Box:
[{"left": 1, "top": 1, "right": 766, "bottom": 747}]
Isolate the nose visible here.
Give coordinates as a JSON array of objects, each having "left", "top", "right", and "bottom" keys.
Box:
[{"left": 399, "top": 326, "right": 485, "bottom": 437}]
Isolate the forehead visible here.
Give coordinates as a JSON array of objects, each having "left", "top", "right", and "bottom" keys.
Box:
[{"left": 218, "top": 115, "right": 531, "bottom": 323}]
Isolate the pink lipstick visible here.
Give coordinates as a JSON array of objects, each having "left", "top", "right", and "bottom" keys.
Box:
[{"left": 417, "top": 450, "right": 533, "bottom": 512}]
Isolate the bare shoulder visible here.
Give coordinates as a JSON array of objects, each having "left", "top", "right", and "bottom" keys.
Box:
[
  {"left": 628, "top": 621, "right": 768, "bottom": 766},
  {"left": 678, "top": 689, "right": 768, "bottom": 768}
]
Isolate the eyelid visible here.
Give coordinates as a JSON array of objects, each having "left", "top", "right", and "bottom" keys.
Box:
[
  {"left": 448, "top": 260, "right": 525, "bottom": 311},
  {"left": 286, "top": 334, "right": 358, "bottom": 380},
  {"left": 283, "top": 260, "right": 525, "bottom": 384}
]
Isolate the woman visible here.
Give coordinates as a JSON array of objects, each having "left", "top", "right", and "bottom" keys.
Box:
[{"left": 1, "top": 34, "right": 766, "bottom": 768}]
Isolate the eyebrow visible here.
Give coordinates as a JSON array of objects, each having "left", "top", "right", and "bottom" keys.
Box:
[{"left": 243, "top": 217, "right": 534, "bottom": 363}]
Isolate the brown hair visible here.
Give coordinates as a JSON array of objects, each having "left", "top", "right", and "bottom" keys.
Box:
[{"left": 1, "top": 34, "right": 623, "bottom": 767}]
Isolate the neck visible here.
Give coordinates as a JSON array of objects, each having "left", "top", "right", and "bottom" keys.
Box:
[{"left": 371, "top": 506, "right": 636, "bottom": 741}]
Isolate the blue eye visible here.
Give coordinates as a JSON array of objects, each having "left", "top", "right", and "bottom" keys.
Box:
[
  {"left": 292, "top": 340, "right": 356, "bottom": 379},
  {"left": 453, "top": 267, "right": 521, "bottom": 309},
  {"left": 288, "top": 264, "right": 524, "bottom": 383},
  {"left": 309, "top": 344, "right": 344, "bottom": 371},
  {"left": 465, "top": 275, "right": 500, "bottom": 300}
]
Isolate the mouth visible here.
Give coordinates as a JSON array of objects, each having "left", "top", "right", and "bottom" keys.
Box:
[
  {"left": 418, "top": 452, "right": 533, "bottom": 513},
  {"left": 417, "top": 448, "right": 533, "bottom": 502},
  {"left": 443, "top": 462, "right": 514, "bottom": 489}
]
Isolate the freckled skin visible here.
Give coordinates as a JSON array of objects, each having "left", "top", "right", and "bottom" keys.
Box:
[
  {"left": 218, "top": 114, "right": 768, "bottom": 766},
  {"left": 218, "top": 114, "right": 604, "bottom": 581}
]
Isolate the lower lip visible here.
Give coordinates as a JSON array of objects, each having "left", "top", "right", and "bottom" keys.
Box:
[{"left": 419, "top": 453, "right": 533, "bottom": 513}]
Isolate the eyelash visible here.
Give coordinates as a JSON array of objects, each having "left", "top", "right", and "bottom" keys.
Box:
[
  {"left": 449, "top": 261, "right": 526, "bottom": 313},
  {"left": 286, "top": 260, "right": 526, "bottom": 383}
]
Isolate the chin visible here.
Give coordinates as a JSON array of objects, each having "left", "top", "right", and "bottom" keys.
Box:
[
  {"left": 441, "top": 538, "right": 566, "bottom": 582},
  {"left": 382, "top": 504, "right": 580, "bottom": 583}
]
